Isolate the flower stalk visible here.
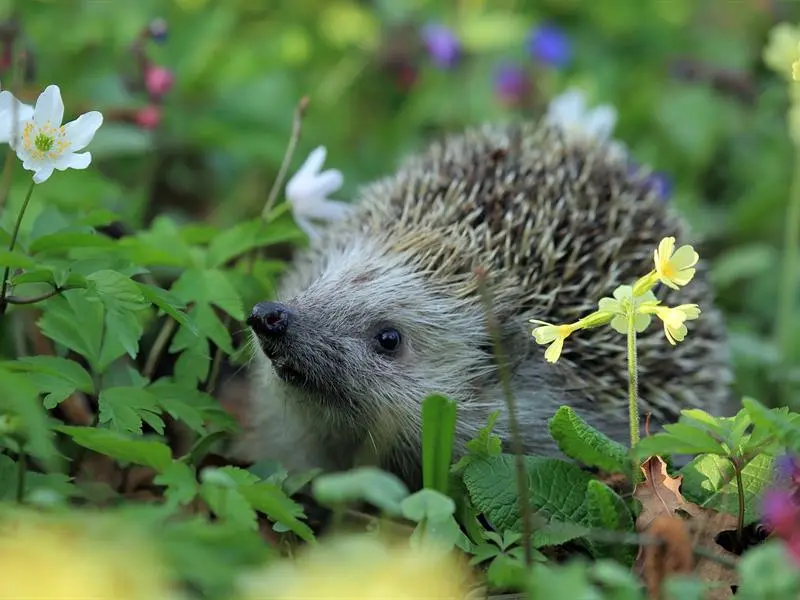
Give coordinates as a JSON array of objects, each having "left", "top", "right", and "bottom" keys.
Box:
[
  {"left": 0, "top": 179, "right": 35, "bottom": 315},
  {"left": 627, "top": 306, "right": 639, "bottom": 446}
]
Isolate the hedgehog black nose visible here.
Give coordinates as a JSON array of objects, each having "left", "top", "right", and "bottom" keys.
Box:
[{"left": 248, "top": 301, "right": 292, "bottom": 337}]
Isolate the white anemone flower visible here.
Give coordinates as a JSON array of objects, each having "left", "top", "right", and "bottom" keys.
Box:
[
  {"left": 545, "top": 88, "right": 626, "bottom": 158},
  {"left": 9, "top": 84, "right": 103, "bottom": 184},
  {"left": 0, "top": 90, "right": 33, "bottom": 144},
  {"left": 285, "top": 146, "right": 353, "bottom": 240}
]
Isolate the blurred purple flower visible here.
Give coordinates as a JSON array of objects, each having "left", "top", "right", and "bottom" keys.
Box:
[
  {"left": 148, "top": 18, "right": 168, "bottom": 43},
  {"left": 776, "top": 453, "right": 800, "bottom": 483},
  {"left": 421, "top": 23, "right": 461, "bottom": 69},
  {"left": 762, "top": 488, "right": 799, "bottom": 537},
  {"left": 493, "top": 62, "right": 528, "bottom": 105},
  {"left": 526, "top": 22, "right": 571, "bottom": 69},
  {"left": 645, "top": 171, "right": 673, "bottom": 200}
]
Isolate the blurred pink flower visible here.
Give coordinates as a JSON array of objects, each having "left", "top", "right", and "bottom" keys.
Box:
[
  {"left": 762, "top": 488, "right": 799, "bottom": 537},
  {"left": 144, "top": 66, "right": 174, "bottom": 98},
  {"left": 136, "top": 105, "right": 161, "bottom": 129}
]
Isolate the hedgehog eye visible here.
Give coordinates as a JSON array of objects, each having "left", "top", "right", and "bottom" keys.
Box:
[{"left": 373, "top": 328, "right": 402, "bottom": 354}]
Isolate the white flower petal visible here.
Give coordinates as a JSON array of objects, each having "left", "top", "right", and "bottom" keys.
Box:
[
  {"left": 293, "top": 214, "right": 320, "bottom": 241},
  {"left": 582, "top": 105, "right": 617, "bottom": 140},
  {"left": 305, "top": 169, "right": 344, "bottom": 199},
  {"left": 34, "top": 85, "right": 64, "bottom": 127},
  {"left": 546, "top": 89, "right": 586, "bottom": 128},
  {"left": 0, "top": 91, "right": 34, "bottom": 144},
  {"left": 32, "top": 165, "right": 54, "bottom": 184},
  {"left": 52, "top": 151, "right": 91, "bottom": 171},
  {"left": 63, "top": 111, "right": 103, "bottom": 151},
  {"left": 299, "top": 199, "right": 353, "bottom": 221}
]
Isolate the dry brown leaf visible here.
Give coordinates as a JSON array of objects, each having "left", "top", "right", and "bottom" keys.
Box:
[
  {"left": 641, "top": 516, "right": 694, "bottom": 600},
  {"left": 685, "top": 507, "right": 739, "bottom": 600},
  {"left": 633, "top": 456, "right": 740, "bottom": 600},
  {"left": 634, "top": 456, "right": 700, "bottom": 531}
]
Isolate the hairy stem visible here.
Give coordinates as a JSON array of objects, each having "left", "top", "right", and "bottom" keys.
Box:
[
  {"left": 475, "top": 266, "right": 536, "bottom": 568},
  {"left": 776, "top": 147, "right": 800, "bottom": 402},
  {"left": 0, "top": 180, "right": 36, "bottom": 315},
  {"left": 143, "top": 317, "right": 178, "bottom": 379},
  {"left": 627, "top": 308, "right": 640, "bottom": 447}
]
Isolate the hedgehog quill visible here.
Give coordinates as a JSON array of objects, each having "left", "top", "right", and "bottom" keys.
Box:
[{"left": 231, "top": 120, "right": 733, "bottom": 491}]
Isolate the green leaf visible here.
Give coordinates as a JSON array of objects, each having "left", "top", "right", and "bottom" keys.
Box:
[
  {"left": 87, "top": 269, "right": 149, "bottom": 311},
  {"left": 634, "top": 422, "right": 727, "bottom": 457},
  {"left": 530, "top": 521, "right": 591, "bottom": 549},
  {"left": 98, "top": 387, "right": 165, "bottom": 435},
  {"left": 0, "top": 249, "right": 35, "bottom": 268},
  {"left": 312, "top": 467, "right": 410, "bottom": 516},
  {"left": 154, "top": 461, "right": 199, "bottom": 509},
  {"left": 679, "top": 453, "right": 775, "bottom": 525},
  {"left": 137, "top": 283, "right": 199, "bottom": 335},
  {"left": 401, "top": 488, "right": 457, "bottom": 522},
  {"left": 182, "top": 430, "right": 230, "bottom": 465},
  {"left": 549, "top": 406, "right": 630, "bottom": 474},
  {"left": 29, "top": 231, "right": 116, "bottom": 254},
  {"left": 171, "top": 268, "right": 245, "bottom": 321},
  {"left": 736, "top": 541, "right": 800, "bottom": 598},
  {"left": 462, "top": 454, "right": 594, "bottom": 533},
  {"left": 3, "top": 356, "right": 94, "bottom": 409},
  {"left": 0, "top": 368, "right": 59, "bottom": 471},
  {"left": 421, "top": 393, "right": 457, "bottom": 495},
  {"left": 586, "top": 480, "right": 636, "bottom": 564},
  {"left": 205, "top": 218, "right": 304, "bottom": 268},
  {"left": 57, "top": 426, "right": 173, "bottom": 471},
  {"left": 199, "top": 468, "right": 258, "bottom": 531},
  {"left": 743, "top": 397, "right": 800, "bottom": 452},
  {"left": 174, "top": 343, "right": 211, "bottom": 387},
  {"left": 238, "top": 482, "right": 315, "bottom": 542}
]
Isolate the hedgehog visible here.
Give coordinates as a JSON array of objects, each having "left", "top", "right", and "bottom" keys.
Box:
[{"left": 230, "top": 120, "right": 733, "bottom": 490}]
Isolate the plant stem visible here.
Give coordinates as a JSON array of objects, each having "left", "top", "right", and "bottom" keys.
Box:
[
  {"left": 143, "top": 317, "right": 178, "bottom": 379},
  {"left": 627, "top": 308, "right": 640, "bottom": 447},
  {"left": 4, "top": 286, "right": 78, "bottom": 305},
  {"left": 776, "top": 147, "right": 800, "bottom": 403},
  {"left": 0, "top": 180, "right": 36, "bottom": 315},
  {"left": 16, "top": 451, "right": 26, "bottom": 503},
  {"left": 475, "top": 266, "right": 536, "bottom": 568},
  {"left": 731, "top": 458, "right": 745, "bottom": 547},
  {"left": 260, "top": 96, "right": 309, "bottom": 221}
]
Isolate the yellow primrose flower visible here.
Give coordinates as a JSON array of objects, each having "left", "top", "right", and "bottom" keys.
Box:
[
  {"left": 238, "top": 533, "right": 474, "bottom": 600},
  {"left": 653, "top": 237, "right": 699, "bottom": 290},
  {"left": 0, "top": 509, "right": 177, "bottom": 600},
  {"left": 530, "top": 320, "right": 579, "bottom": 363},
  {"left": 763, "top": 22, "right": 800, "bottom": 77},
  {"left": 640, "top": 303, "right": 701, "bottom": 345},
  {"left": 597, "top": 285, "right": 659, "bottom": 335}
]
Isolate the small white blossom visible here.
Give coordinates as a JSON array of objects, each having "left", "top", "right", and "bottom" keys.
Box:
[
  {"left": 0, "top": 89, "right": 33, "bottom": 144},
  {"left": 8, "top": 85, "right": 103, "bottom": 184},
  {"left": 286, "top": 146, "right": 353, "bottom": 240},
  {"left": 545, "top": 88, "right": 626, "bottom": 158}
]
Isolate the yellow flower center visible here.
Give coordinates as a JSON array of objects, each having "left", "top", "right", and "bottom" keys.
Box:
[
  {"left": 22, "top": 121, "right": 69, "bottom": 161},
  {"left": 660, "top": 261, "right": 676, "bottom": 278},
  {"left": 556, "top": 324, "right": 574, "bottom": 338},
  {"left": 34, "top": 133, "right": 54, "bottom": 152}
]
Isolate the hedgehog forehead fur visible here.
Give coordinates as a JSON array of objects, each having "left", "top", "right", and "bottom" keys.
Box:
[{"left": 237, "top": 119, "right": 732, "bottom": 487}]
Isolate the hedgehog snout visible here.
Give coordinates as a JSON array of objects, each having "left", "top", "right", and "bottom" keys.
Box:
[{"left": 248, "top": 301, "right": 293, "bottom": 339}]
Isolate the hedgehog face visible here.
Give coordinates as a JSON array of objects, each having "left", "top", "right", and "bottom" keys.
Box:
[{"left": 246, "top": 237, "right": 495, "bottom": 438}]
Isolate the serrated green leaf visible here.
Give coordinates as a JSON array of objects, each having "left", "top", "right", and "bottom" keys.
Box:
[
  {"left": 98, "top": 387, "right": 165, "bottom": 435},
  {"left": 422, "top": 393, "right": 457, "bottom": 495},
  {"left": 171, "top": 268, "right": 245, "bottom": 321},
  {"left": 137, "top": 283, "right": 199, "bottom": 335},
  {"left": 5, "top": 356, "right": 94, "bottom": 393},
  {"left": 56, "top": 426, "right": 172, "bottom": 471},
  {"left": 679, "top": 453, "right": 775, "bottom": 525},
  {"left": 200, "top": 479, "right": 258, "bottom": 531},
  {"left": 87, "top": 269, "right": 148, "bottom": 311},
  {"left": 0, "top": 368, "right": 59, "bottom": 471},
  {"left": 530, "top": 521, "right": 591, "bottom": 549},
  {"left": 743, "top": 397, "right": 800, "bottom": 452},
  {"left": 634, "top": 422, "right": 727, "bottom": 458},
  {"left": 154, "top": 461, "right": 199, "bottom": 509},
  {"left": 312, "top": 467, "right": 410, "bottom": 516},
  {"left": 586, "top": 480, "right": 636, "bottom": 564},
  {"left": 174, "top": 343, "right": 211, "bottom": 387},
  {"left": 238, "top": 481, "right": 315, "bottom": 542},
  {"left": 462, "top": 454, "right": 594, "bottom": 533},
  {"left": 549, "top": 406, "right": 630, "bottom": 474}
]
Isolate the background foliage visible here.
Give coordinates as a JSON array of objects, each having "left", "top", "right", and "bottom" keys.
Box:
[{"left": 0, "top": 0, "right": 799, "bottom": 599}]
